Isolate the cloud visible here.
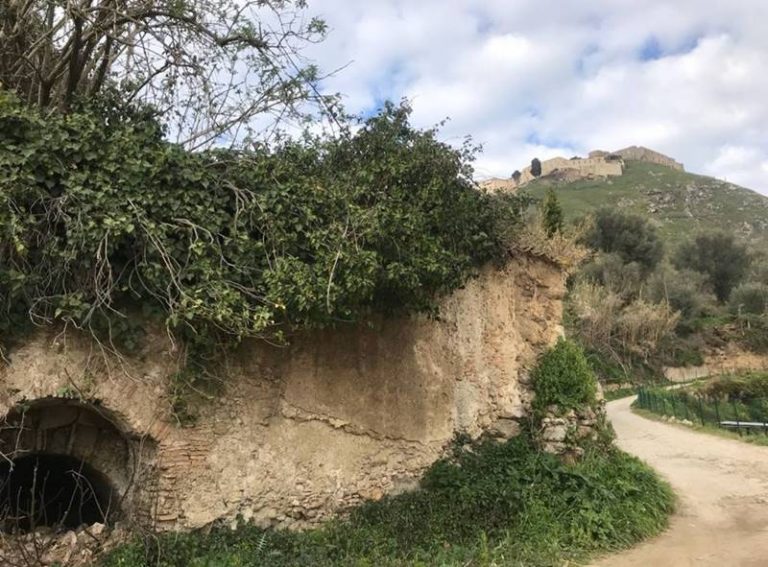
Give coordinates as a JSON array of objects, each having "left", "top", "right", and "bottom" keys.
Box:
[{"left": 304, "top": 0, "right": 768, "bottom": 194}]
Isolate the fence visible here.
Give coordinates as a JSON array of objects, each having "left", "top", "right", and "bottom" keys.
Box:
[{"left": 635, "top": 388, "right": 768, "bottom": 436}]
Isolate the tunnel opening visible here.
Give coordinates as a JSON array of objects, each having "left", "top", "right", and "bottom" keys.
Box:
[{"left": 0, "top": 454, "right": 117, "bottom": 533}]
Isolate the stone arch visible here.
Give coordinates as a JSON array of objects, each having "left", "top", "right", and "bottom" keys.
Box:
[{"left": 0, "top": 398, "right": 157, "bottom": 532}]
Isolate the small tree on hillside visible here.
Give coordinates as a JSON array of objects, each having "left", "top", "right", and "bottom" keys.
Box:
[
  {"left": 531, "top": 158, "right": 542, "bottom": 177},
  {"left": 585, "top": 208, "right": 663, "bottom": 274},
  {"left": 512, "top": 170, "right": 522, "bottom": 183},
  {"left": 541, "top": 189, "right": 564, "bottom": 237},
  {"left": 674, "top": 233, "right": 751, "bottom": 303}
]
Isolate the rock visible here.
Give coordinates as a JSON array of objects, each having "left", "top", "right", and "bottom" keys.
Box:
[
  {"left": 489, "top": 418, "right": 521, "bottom": 439},
  {"left": 542, "top": 425, "right": 568, "bottom": 442},
  {"left": 90, "top": 522, "right": 106, "bottom": 536}
]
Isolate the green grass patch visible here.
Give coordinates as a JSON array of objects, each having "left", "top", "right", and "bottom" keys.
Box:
[
  {"left": 102, "top": 435, "right": 673, "bottom": 567},
  {"left": 632, "top": 406, "right": 768, "bottom": 447},
  {"left": 604, "top": 387, "right": 637, "bottom": 402},
  {"left": 525, "top": 160, "right": 768, "bottom": 249}
]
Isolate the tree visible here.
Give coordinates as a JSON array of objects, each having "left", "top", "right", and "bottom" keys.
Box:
[
  {"left": 585, "top": 208, "right": 663, "bottom": 273},
  {"left": 674, "top": 233, "right": 751, "bottom": 302},
  {"left": 0, "top": 0, "right": 335, "bottom": 149},
  {"left": 540, "top": 189, "right": 564, "bottom": 237},
  {"left": 531, "top": 158, "right": 542, "bottom": 177},
  {"left": 512, "top": 170, "right": 522, "bottom": 183}
]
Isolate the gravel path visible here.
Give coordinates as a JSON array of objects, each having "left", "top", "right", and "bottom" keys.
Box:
[{"left": 595, "top": 396, "right": 768, "bottom": 567}]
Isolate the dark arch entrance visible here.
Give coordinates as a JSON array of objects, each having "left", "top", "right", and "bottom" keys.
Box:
[
  {"left": 0, "top": 398, "right": 141, "bottom": 533},
  {"left": 0, "top": 454, "right": 117, "bottom": 532}
]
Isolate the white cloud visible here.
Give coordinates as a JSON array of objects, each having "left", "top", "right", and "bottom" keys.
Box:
[{"left": 304, "top": 0, "right": 768, "bottom": 194}]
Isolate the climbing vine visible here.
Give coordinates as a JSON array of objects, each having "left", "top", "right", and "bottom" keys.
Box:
[{"left": 0, "top": 94, "right": 527, "bottom": 363}]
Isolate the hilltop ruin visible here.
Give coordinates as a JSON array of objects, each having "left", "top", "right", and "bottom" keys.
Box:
[{"left": 482, "top": 146, "right": 684, "bottom": 192}]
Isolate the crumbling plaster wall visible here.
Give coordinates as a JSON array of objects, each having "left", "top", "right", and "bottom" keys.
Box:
[{"left": 0, "top": 254, "right": 566, "bottom": 530}]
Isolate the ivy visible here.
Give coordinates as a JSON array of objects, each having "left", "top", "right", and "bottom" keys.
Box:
[{"left": 0, "top": 95, "right": 526, "bottom": 361}]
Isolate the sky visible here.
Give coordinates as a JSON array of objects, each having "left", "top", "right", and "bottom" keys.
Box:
[{"left": 302, "top": 0, "right": 768, "bottom": 195}]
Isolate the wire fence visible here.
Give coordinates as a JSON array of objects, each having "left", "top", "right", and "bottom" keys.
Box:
[{"left": 635, "top": 388, "right": 768, "bottom": 436}]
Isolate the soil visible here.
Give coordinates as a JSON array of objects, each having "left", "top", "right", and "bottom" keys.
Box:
[{"left": 595, "top": 396, "right": 768, "bottom": 566}]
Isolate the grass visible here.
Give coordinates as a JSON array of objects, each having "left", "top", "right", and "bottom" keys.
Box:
[
  {"left": 524, "top": 160, "right": 768, "bottom": 249},
  {"left": 604, "top": 387, "right": 637, "bottom": 402},
  {"left": 632, "top": 406, "right": 768, "bottom": 448},
  {"left": 632, "top": 372, "right": 768, "bottom": 447},
  {"left": 102, "top": 435, "right": 674, "bottom": 567}
]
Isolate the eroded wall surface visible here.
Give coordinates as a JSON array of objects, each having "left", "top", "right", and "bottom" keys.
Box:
[{"left": 0, "top": 255, "right": 566, "bottom": 530}]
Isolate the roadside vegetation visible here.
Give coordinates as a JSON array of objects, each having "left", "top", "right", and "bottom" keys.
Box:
[
  {"left": 633, "top": 371, "right": 768, "bottom": 446},
  {"left": 103, "top": 340, "right": 674, "bottom": 567},
  {"left": 549, "top": 202, "right": 768, "bottom": 389}
]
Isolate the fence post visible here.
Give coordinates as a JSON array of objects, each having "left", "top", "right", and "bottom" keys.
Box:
[
  {"left": 732, "top": 400, "right": 742, "bottom": 437},
  {"left": 714, "top": 398, "right": 721, "bottom": 426},
  {"left": 697, "top": 397, "right": 705, "bottom": 426}
]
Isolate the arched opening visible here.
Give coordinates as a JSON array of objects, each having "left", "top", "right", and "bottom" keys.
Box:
[
  {"left": 0, "top": 454, "right": 117, "bottom": 532},
  {"left": 0, "top": 398, "right": 153, "bottom": 534}
]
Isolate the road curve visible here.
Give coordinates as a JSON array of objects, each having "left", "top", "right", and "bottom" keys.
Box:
[{"left": 595, "top": 396, "right": 768, "bottom": 567}]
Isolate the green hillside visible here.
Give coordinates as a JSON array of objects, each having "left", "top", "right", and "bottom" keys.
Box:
[{"left": 524, "top": 161, "right": 768, "bottom": 248}]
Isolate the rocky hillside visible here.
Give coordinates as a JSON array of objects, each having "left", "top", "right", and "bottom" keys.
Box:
[{"left": 524, "top": 159, "right": 768, "bottom": 248}]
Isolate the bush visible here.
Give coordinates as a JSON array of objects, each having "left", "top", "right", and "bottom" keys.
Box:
[
  {"left": 729, "top": 282, "right": 768, "bottom": 315},
  {"left": 571, "top": 281, "right": 679, "bottom": 356},
  {"left": 673, "top": 232, "right": 751, "bottom": 303},
  {"left": 581, "top": 253, "right": 644, "bottom": 299},
  {"left": 531, "top": 338, "right": 597, "bottom": 413},
  {"left": 584, "top": 209, "right": 663, "bottom": 274},
  {"left": 540, "top": 189, "right": 564, "bottom": 237},
  {"left": 102, "top": 435, "right": 673, "bottom": 567},
  {"left": 647, "top": 265, "right": 713, "bottom": 323},
  {"left": 0, "top": 95, "right": 524, "bottom": 359}
]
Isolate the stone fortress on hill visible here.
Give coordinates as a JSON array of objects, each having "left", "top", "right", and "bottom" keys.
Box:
[{"left": 481, "top": 145, "right": 684, "bottom": 191}]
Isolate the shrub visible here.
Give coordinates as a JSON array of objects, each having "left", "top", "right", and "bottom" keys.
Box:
[
  {"left": 531, "top": 338, "right": 597, "bottom": 413},
  {"left": 540, "top": 189, "right": 564, "bottom": 237},
  {"left": 647, "top": 265, "right": 714, "bottom": 323},
  {"left": 673, "top": 232, "right": 751, "bottom": 303},
  {"left": 569, "top": 282, "right": 679, "bottom": 367},
  {"left": 729, "top": 282, "right": 768, "bottom": 315},
  {"left": 584, "top": 209, "right": 663, "bottom": 273},
  {"left": 581, "top": 253, "right": 644, "bottom": 299},
  {"left": 0, "top": 96, "right": 525, "bottom": 359}
]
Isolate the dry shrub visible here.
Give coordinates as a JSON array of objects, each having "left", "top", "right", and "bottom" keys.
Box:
[
  {"left": 570, "top": 282, "right": 679, "bottom": 364},
  {"left": 511, "top": 217, "right": 590, "bottom": 273}
]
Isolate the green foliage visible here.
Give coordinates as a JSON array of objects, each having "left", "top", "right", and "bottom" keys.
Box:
[
  {"left": 0, "top": 95, "right": 523, "bottom": 359},
  {"left": 646, "top": 264, "right": 715, "bottom": 334},
  {"left": 585, "top": 208, "right": 663, "bottom": 273},
  {"left": 102, "top": 435, "right": 673, "bottom": 567},
  {"left": 673, "top": 232, "right": 751, "bottom": 303},
  {"left": 696, "top": 371, "right": 768, "bottom": 401},
  {"left": 540, "top": 189, "right": 564, "bottom": 237},
  {"left": 524, "top": 160, "right": 768, "bottom": 250},
  {"left": 531, "top": 338, "right": 598, "bottom": 414},
  {"left": 581, "top": 253, "right": 644, "bottom": 298},
  {"left": 729, "top": 282, "right": 768, "bottom": 315}
]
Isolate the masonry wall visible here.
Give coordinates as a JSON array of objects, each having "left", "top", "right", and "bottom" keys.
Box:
[{"left": 0, "top": 255, "right": 566, "bottom": 531}]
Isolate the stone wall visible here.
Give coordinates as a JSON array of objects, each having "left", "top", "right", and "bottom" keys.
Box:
[
  {"left": 614, "top": 145, "right": 684, "bottom": 171},
  {"left": 0, "top": 255, "right": 567, "bottom": 531},
  {"left": 517, "top": 156, "right": 623, "bottom": 185}
]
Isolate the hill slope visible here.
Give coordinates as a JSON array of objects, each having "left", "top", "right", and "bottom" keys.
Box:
[{"left": 524, "top": 160, "right": 768, "bottom": 248}]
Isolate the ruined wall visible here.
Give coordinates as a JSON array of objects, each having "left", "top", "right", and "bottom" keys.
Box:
[
  {"left": 0, "top": 255, "right": 566, "bottom": 531},
  {"left": 518, "top": 156, "right": 624, "bottom": 185},
  {"left": 614, "top": 145, "right": 684, "bottom": 171}
]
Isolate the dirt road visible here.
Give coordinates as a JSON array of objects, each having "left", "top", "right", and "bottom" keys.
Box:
[{"left": 596, "top": 396, "right": 768, "bottom": 567}]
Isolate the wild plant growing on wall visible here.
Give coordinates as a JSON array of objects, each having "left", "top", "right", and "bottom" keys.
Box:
[{"left": 0, "top": 95, "right": 527, "bottom": 366}]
